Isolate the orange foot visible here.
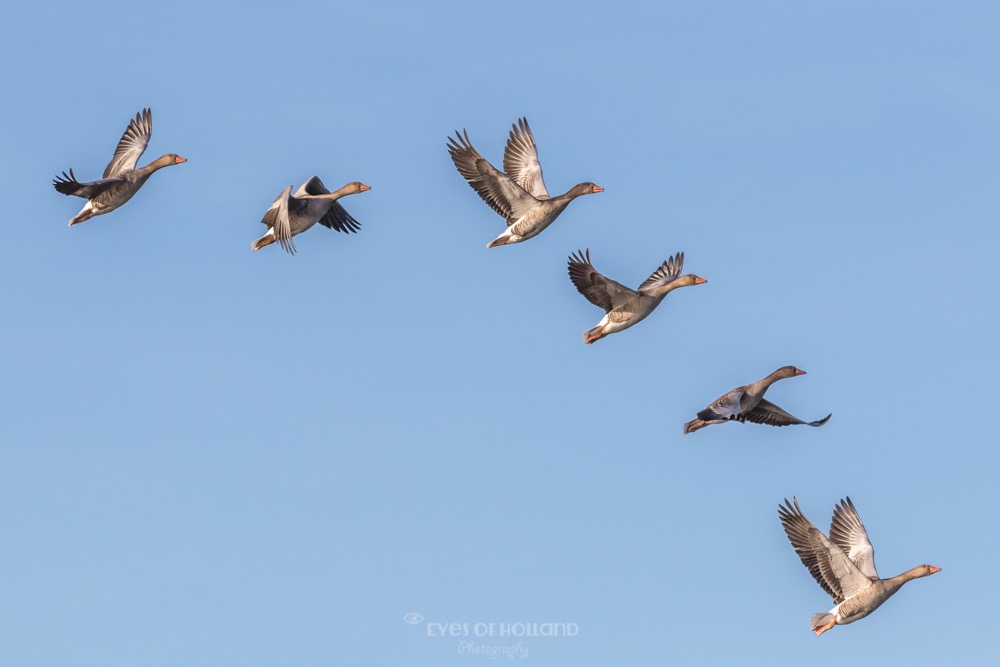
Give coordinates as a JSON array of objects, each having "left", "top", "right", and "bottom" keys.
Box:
[
  {"left": 814, "top": 620, "right": 836, "bottom": 637},
  {"left": 684, "top": 419, "right": 706, "bottom": 434}
]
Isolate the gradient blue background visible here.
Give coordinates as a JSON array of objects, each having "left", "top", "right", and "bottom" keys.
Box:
[{"left": 2, "top": 1, "right": 996, "bottom": 664}]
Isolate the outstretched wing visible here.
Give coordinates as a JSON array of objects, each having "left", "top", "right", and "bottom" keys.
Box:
[
  {"left": 447, "top": 129, "right": 537, "bottom": 224},
  {"left": 52, "top": 169, "right": 125, "bottom": 199},
  {"left": 567, "top": 249, "right": 638, "bottom": 312},
  {"left": 317, "top": 202, "right": 361, "bottom": 234},
  {"left": 829, "top": 497, "right": 878, "bottom": 580},
  {"left": 778, "top": 497, "right": 875, "bottom": 604},
  {"left": 104, "top": 108, "right": 152, "bottom": 178},
  {"left": 744, "top": 399, "right": 832, "bottom": 428},
  {"left": 637, "top": 252, "right": 684, "bottom": 292},
  {"left": 502, "top": 117, "right": 548, "bottom": 199},
  {"left": 261, "top": 185, "right": 296, "bottom": 255}
]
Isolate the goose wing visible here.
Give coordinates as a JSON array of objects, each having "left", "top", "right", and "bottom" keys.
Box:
[
  {"left": 567, "top": 249, "right": 638, "bottom": 312},
  {"left": 103, "top": 108, "right": 152, "bottom": 178},
  {"left": 502, "top": 117, "right": 548, "bottom": 199},
  {"left": 778, "top": 497, "right": 875, "bottom": 604},
  {"left": 52, "top": 169, "right": 125, "bottom": 199},
  {"left": 294, "top": 175, "right": 328, "bottom": 197},
  {"left": 637, "top": 252, "right": 684, "bottom": 293},
  {"left": 744, "top": 399, "right": 832, "bottom": 428},
  {"left": 829, "top": 497, "right": 878, "bottom": 580},
  {"left": 317, "top": 202, "right": 361, "bottom": 234},
  {"left": 448, "top": 129, "right": 537, "bottom": 224},
  {"left": 260, "top": 185, "right": 297, "bottom": 255}
]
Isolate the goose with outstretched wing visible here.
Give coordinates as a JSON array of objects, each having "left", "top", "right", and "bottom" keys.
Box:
[
  {"left": 448, "top": 117, "right": 602, "bottom": 247},
  {"left": 567, "top": 249, "right": 706, "bottom": 344},
  {"left": 683, "top": 366, "right": 830, "bottom": 434},
  {"left": 779, "top": 497, "right": 940, "bottom": 636},
  {"left": 53, "top": 108, "right": 186, "bottom": 226},
  {"left": 252, "top": 177, "right": 370, "bottom": 255}
]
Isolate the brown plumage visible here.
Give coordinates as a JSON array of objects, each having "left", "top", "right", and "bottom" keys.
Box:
[
  {"left": 779, "top": 497, "right": 940, "bottom": 636},
  {"left": 447, "top": 118, "right": 602, "bottom": 247},
  {"left": 53, "top": 108, "right": 186, "bottom": 226},
  {"left": 683, "top": 366, "right": 830, "bottom": 433},
  {"left": 252, "top": 177, "right": 370, "bottom": 255},
  {"left": 567, "top": 249, "right": 706, "bottom": 344}
]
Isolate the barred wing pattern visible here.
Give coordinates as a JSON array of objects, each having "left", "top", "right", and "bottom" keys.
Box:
[
  {"left": 567, "top": 249, "right": 638, "bottom": 312},
  {"left": 502, "top": 117, "right": 548, "bottom": 199},
  {"left": 103, "top": 108, "right": 152, "bottom": 178},
  {"left": 778, "top": 497, "right": 874, "bottom": 604},
  {"left": 447, "top": 129, "right": 537, "bottom": 224},
  {"left": 637, "top": 252, "right": 684, "bottom": 292},
  {"left": 829, "top": 497, "right": 879, "bottom": 580}
]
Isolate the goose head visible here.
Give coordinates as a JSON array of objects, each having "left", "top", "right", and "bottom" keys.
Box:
[{"left": 569, "top": 182, "right": 603, "bottom": 197}]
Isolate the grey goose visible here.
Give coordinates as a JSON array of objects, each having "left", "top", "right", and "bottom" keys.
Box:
[
  {"left": 53, "top": 108, "right": 186, "bottom": 226},
  {"left": 683, "top": 366, "right": 830, "bottom": 434},
  {"left": 779, "top": 497, "right": 940, "bottom": 636},
  {"left": 447, "top": 117, "right": 602, "bottom": 247},
  {"left": 252, "top": 177, "right": 370, "bottom": 255},
  {"left": 568, "top": 249, "right": 706, "bottom": 344}
]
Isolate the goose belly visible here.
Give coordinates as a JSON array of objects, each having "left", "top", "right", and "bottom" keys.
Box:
[
  {"left": 509, "top": 207, "right": 562, "bottom": 240},
  {"left": 603, "top": 302, "right": 656, "bottom": 334},
  {"left": 836, "top": 590, "right": 887, "bottom": 625}
]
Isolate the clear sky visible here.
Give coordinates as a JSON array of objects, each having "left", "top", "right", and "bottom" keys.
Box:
[{"left": 1, "top": 1, "right": 997, "bottom": 665}]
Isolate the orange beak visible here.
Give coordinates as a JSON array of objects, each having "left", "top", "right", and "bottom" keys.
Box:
[
  {"left": 929, "top": 566, "right": 941, "bottom": 573},
  {"left": 175, "top": 156, "right": 188, "bottom": 164},
  {"left": 592, "top": 185, "right": 604, "bottom": 193},
  {"left": 694, "top": 276, "right": 707, "bottom": 284},
  {"left": 795, "top": 369, "right": 807, "bottom": 375},
  {"left": 360, "top": 184, "right": 372, "bottom": 192}
]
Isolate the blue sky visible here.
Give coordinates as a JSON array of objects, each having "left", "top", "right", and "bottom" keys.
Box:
[{"left": 2, "top": 1, "right": 997, "bottom": 664}]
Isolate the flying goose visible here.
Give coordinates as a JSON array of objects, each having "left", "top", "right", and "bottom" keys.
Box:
[
  {"left": 779, "top": 497, "right": 940, "bottom": 636},
  {"left": 567, "top": 249, "right": 706, "bottom": 344},
  {"left": 252, "top": 177, "right": 370, "bottom": 255},
  {"left": 53, "top": 108, "right": 186, "bottom": 226},
  {"left": 683, "top": 366, "right": 830, "bottom": 433},
  {"left": 447, "top": 117, "right": 602, "bottom": 247}
]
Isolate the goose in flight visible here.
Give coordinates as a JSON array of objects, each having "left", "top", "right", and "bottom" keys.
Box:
[
  {"left": 447, "top": 117, "right": 602, "bottom": 247},
  {"left": 567, "top": 248, "right": 706, "bottom": 344},
  {"left": 683, "top": 366, "right": 830, "bottom": 433},
  {"left": 252, "top": 177, "right": 370, "bottom": 255},
  {"left": 53, "top": 108, "right": 186, "bottom": 226},
  {"left": 779, "top": 497, "right": 940, "bottom": 636}
]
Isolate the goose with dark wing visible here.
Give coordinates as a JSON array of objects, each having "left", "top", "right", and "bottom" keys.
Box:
[
  {"left": 567, "top": 249, "right": 706, "bottom": 344},
  {"left": 683, "top": 366, "right": 830, "bottom": 434},
  {"left": 53, "top": 108, "right": 186, "bottom": 226},
  {"left": 447, "top": 117, "right": 602, "bottom": 247},
  {"left": 252, "top": 177, "right": 370, "bottom": 255},
  {"left": 779, "top": 497, "right": 940, "bottom": 636}
]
